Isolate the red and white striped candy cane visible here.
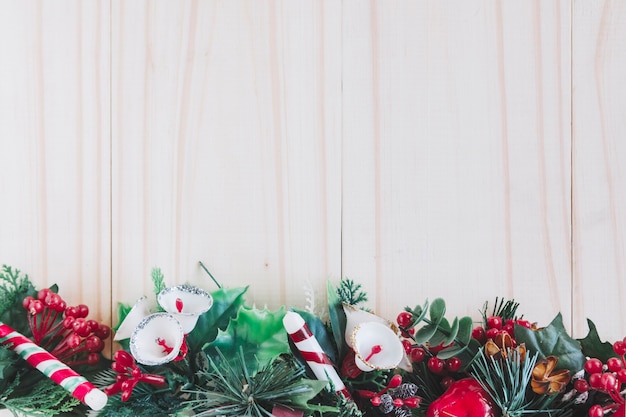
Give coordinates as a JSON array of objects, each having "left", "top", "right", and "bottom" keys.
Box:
[
  {"left": 283, "top": 311, "right": 351, "bottom": 399},
  {"left": 0, "top": 322, "right": 108, "bottom": 410}
]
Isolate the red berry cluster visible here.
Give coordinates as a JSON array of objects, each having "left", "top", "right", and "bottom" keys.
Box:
[
  {"left": 357, "top": 374, "right": 422, "bottom": 416},
  {"left": 396, "top": 312, "right": 462, "bottom": 389},
  {"left": 575, "top": 338, "right": 626, "bottom": 417},
  {"left": 104, "top": 350, "right": 166, "bottom": 401},
  {"left": 22, "top": 288, "right": 111, "bottom": 367},
  {"left": 471, "top": 315, "right": 531, "bottom": 346}
]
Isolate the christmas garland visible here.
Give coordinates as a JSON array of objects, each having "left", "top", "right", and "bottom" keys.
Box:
[{"left": 0, "top": 264, "right": 624, "bottom": 417}]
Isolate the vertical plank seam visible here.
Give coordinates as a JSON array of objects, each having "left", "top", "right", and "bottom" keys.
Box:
[
  {"left": 569, "top": 0, "right": 574, "bottom": 336},
  {"left": 109, "top": 0, "right": 114, "bottom": 357}
]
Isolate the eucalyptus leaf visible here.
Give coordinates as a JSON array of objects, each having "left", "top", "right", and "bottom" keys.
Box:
[
  {"left": 456, "top": 316, "right": 474, "bottom": 345},
  {"left": 415, "top": 323, "right": 438, "bottom": 344},
  {"left": 443, "top": 317, "right": 459, "bottom": 346},
  {"left": 429, "top": 298, "right": 446, "bottom": 325}
]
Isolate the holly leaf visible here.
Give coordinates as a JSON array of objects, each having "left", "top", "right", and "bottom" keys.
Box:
[
  {"left": 578, "top": 319, "right": 617, "bottom": 362},
  {"left": 204, "top": 306, "right": 290, "bottom": 373},
  {"left": 186, "top": 286, "right": 248, "bottom": 353},
  {"left": 514, "top": 313, "right": 586, "bottom": 372}
]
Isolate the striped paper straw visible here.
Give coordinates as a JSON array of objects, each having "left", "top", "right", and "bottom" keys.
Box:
[{"left": 0, "top": 322, "right": 108, "bottom": 410}]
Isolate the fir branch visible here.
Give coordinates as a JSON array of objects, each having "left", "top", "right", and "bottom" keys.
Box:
[
  {"left": 185, "top": 350, "right": 330, "bottom": 417},
  {"left": 0, "top": 377, "right": 79, "bottom": 417},
  {"left": 470, "top": 349, "right": 571, "bottom": 417},
  {"left": 335, "top": 279, "right": 368, "bottom": 307},
  {"left": 481, "top": 297, "right": 521, "bottom": 323},
  {"left": 151, "top": 268, "right": 167, "bottom": 297},
  {"left": 0, "top": 265, "right": 31, "bottom": 317}
]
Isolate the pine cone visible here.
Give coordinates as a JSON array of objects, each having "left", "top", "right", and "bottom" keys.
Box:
[
  {"left": 394, "top": 383, "right": 418, "bottom": 398},
  {"left": 378, "top": 393, "right": 394, "bottom": 414}
]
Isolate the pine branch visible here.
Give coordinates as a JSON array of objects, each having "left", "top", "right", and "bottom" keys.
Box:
[{"left": 336, "top": 279, "right": 368, "bottom": 307}]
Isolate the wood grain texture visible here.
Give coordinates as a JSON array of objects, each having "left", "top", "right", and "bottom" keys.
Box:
[
  {"left": 111, "top": 0, "right": 342, "bottom": 316},
  {"left": 572, "top": 0, "right": 626, "bottom": 340},
  {"left": 0, "top": 1, "right": 111, "bottom": 326},
  {"left": 341, "top": 1, "right": 573, "bottom": 330}
]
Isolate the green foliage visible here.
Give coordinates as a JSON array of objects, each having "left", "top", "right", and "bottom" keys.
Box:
[
  {"left": 515, "top": 313, "right": 586, "bottom": 373},
  {"left": 406, "top": 298, "right": 478, "bottom": 366},
  {"left": 185, "top": 350, "right": 334, "bottom": 417},
  {"left": 335, "top": 279, "right": 367, "bottom": 307},
  {"left": 204, "top": 306, "right": 290, "bottom": 373},
  {"left": 481, "top": 297, "right": 521, "bottom": 324},
  {"left": 0, "top": 376, "right": 79, "bottom": 417},
  {"left": 577, "top": 319, "right": 618, "bottom": 363},
  {"left": 0, "top": 265, "right": 38, "bottom": 337},
  {"left": 471, "top": 349, "right": 570, "bottom": 417},
  {"left": 327, "top": 281, "right": 348, "bottom": 362},
  {"left": 151, "top": 268, "right": 167, "bottom": 303},
  {"left": 186, "top": 286, "right": 248, "bottom": 353}
]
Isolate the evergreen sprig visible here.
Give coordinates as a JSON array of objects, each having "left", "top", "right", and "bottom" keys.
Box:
[
  {"left": 335, "top": 279, "right": 368, "bottom": 307},
  {"left": 185, "top": 349, "right": 331, "bottom": 417},
  {"left": 481, "top": 297, "right": 521, "bottom": 324},
  {"left": 470, "top": 349, "right": 570, "bottom": 417},
  {"left": 0, "top": 376, "right": 79, "bottom": 417},
  {"left": 0, "top": 265, "right": 32, "bottom": 317}
]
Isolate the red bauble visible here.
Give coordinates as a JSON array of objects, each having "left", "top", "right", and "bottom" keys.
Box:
[{"left": 426, "top": 378, "right": 500, "bottom": 417}]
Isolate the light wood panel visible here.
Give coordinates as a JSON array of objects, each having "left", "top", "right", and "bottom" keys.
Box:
[
  {"left": 111, "top": 0, "right": 342, "bottom": 316},
  {"left": 0, "top": 1, "right": 111, "bottom": 325},
  {"left": 342, "top": 1, "right": 573, "bottom": 330},
  {"left": 572, "top": 0, "right": 626, "bottom": 341}
]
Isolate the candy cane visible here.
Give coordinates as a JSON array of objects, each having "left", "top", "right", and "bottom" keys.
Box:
[
  {"left": 0, "top": 322, "right": 108, "bottom": 410},
  {"left": 283, "top": 311, "right": 351, "bottom": 399}
]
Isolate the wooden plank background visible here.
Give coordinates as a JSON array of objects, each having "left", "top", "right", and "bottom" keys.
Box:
[{"left": 1, "top": 1, "right": 625, "bottom": 380}]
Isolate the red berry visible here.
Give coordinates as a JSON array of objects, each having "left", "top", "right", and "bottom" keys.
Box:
[
  {"left": 62, "top": 316, "right": 75, "bottom": 329},
  {"left": 410, "top": 347, "right": 426, "bottom": 363},
  {"left": 388, "top": 374, "right": 403, "bottom": 388},
  {"left": 614, "top": 340, "right": 626, "bottom": 356},
  {"left": 600, "top": 372, "right": 618, "bottom": 391},
  {"left": 393, "top": 398, "right": 404, "bottom": 408},
  {"left": 370, "top": 396, "right": 381, "bottom": 406},
  {"left": 77, "top": 304, "right": 89, "bottom": 318},
  {"left": 29, "top": 300, "right": 44, "bottom": 315},
  {"left": 403, "top": 397, "right": 421, "bottom": 408},
  {"left": 95, "top": 324, "right": 111, "bottom": 340},
  {"left": 502, "top": 323, "right": 515, "bottom": 336},
  {"left": 617, "top": 368, "right": 626, "bottom": 384},
  {"left": 584, "top": 358, "right": 604, "bottom": 375},
  {"left": 515, "top": 319, "right": 531, "bottom": 328},
  {"left": 588, "top": 372, "right": 603, "bottom": 389},
  {"left": 471, "top": 326, "right": 487, "bottom": 344},
  {"left": 428, "top": 357, "right": 445, "bottom": 374},
  {"left": 85, "top": 335, "right": 104, "bottom": 352},
  {"left": 402, "top": 339, "right": 413, "bottom": 354},
  {"left": 37, "top": 288, "right": 52, "bottom": 302},
  {"left": 397, "top": 312, "right": 414, "bottom": 328},
  {"left": 66, "top": 332, "right": 82, "bottom": 349},
  {"left": 445, "top": 357, "right": 462, "bottom": 373},
  {"left": 589, "top": 405, "right": 604, "bottom": 417},
  {"left": 22, "top": 296, "right": 35, "bottom": 310},
  {"left": 606, "top": 357, "right": 623, "bottom": 372},
  {"left": 87, "top": 353, "right": 100, "bottom": 366},
  {"left": 72, "top": 318, "right": 91, "bottom": 337},
  {"left": 574, "top": 379, "right": 589, "bottom": 393},
  {"left": 486, "top": 316, "right": 502, "bottom": 330},
  {"left": 440, "top": 376, "right": 455, "bottom": 390},
  {"left": 485, "top": 328, "right": 500, "bottom": 340}
]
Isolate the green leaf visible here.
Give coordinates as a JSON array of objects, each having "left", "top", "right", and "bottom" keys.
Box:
[
  {"left": 456, "top": 316, "right": 474, "bottom": 345},
  {"left": 205, "top": 306, "right": 290, "bottom": 373},
  {"left": 327, "top": 280, "right": 348, "bottom": 361},
  {"left": 429, "top": 298, "right": 446, "bottom": 325},
  {"left": 514, "top": 313, "right": 586, "bottom": 372},
  {"left": 437, "top": 344, "right": 466, "bottom": 360},
  {"left": 578, "top": 319, "right": 618, "bottom": 362},
  {"left": 415, "top": 323, "right": 438, "bottom": 344},
  {"left": 186, "top": 286, "right": 248, "bottom": 353},
  {"left": 443, "top": 317, "right": 459, "bottom": 346},
  {"left": 151, "top": 268, "right": 167, "bottom": 298}
]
